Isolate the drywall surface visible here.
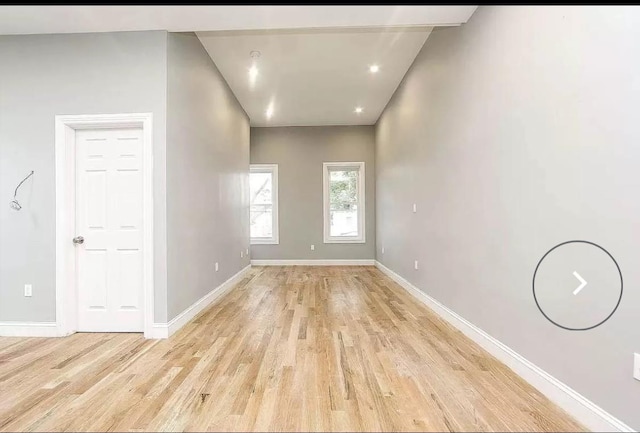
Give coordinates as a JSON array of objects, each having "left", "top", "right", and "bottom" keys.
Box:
[
  {"left": 376, "top": 6, "right": 640, "bottom": 429},
  {"left": 0, "top": 31, "right": 168, "bottom": 323},
  {"left": 250, "top": 126, "right": 375, "bottom": 260},
  {"left": 166, "top": 33, "right": 250, "bottom": 321}
]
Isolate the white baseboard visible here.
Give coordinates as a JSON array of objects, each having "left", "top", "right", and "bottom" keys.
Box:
[
  {"left": 374, "top": 261, "right": 634, "bottom": 433},
  {"left": 146, "top": 322, "right": 169, "bottom": 339},
  {"left": 251, "top": 259, "right": 375, "bottom": 266},
  {"left": 0, "top": 322, "right": 61, "bottom": 337},
  {"left": 148, "top": 265, "right": 251, "bottom": 340}
]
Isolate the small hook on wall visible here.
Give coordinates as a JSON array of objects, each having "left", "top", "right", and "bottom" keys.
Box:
[{"left": 10, "top": 170, "right": 34, "bottom": 211}]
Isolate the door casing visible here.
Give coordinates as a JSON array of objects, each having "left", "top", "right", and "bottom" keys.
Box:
[{"left": 55, "top": 113, "right": 154, "bottom": 338}]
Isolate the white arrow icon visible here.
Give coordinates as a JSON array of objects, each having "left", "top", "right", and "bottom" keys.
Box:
[{"left": 572, "top": 271, "right": 587, "bottom": 295}]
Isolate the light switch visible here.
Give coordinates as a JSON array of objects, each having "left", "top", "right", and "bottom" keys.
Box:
[{"left": 24, "top": 284, "right": 32, "bottom": 297}]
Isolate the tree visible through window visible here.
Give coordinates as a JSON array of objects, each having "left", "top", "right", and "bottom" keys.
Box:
[
  {"left": 323, "top": 162, "right": 365, "bottom": 243},
  {"left": 250, "top": 165, "right": 278, "bottom": 244},
  {"left": 329, "top": 170, "right": 359, "bottom": 237}
]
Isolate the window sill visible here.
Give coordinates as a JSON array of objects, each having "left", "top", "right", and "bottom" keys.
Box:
[
  {"left": 251, "top": 239, "right": 279, "bottom": 245},
  {"left": 323, "top": 238, "right": 366, "bottom": 244}
]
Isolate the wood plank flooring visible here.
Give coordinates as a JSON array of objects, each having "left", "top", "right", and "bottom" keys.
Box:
[{"left": 0, "top": 266, "right": 584, "bottom": 432}]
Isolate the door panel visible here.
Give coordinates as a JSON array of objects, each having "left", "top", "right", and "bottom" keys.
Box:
[
  {"left": 82, "top": 250, "right": 108, "bottom": 309},
  {"left": 76, "top": 127, "right": 144, "bottom": 332}
]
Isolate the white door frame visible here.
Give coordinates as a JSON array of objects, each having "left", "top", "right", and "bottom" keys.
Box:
[{"left": 55, "top": 113, "right": 154, "bottom": 338}]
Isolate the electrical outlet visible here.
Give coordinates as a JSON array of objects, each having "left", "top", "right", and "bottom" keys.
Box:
[
  {"left": 311, "top": 244, "right": 315, "bottom": 251},
  {"left": 381, "top": 247, "right": 385, "bottom": 255},
  {"left": 413, "top": 203, "right": 417, "bottom": 213},
  {"left": 414, "top": 260, "right": 419, "bottom": 270},
  {"left": 241, "top": 251, "right": 244, "bottom": 258},
  {"left": 24, "top": 284, "right": 32, "bottom": 297},
  {"left": 215, "top": 262, "right": 219, "bottom": 272},
  {"left": 634, "top": 353, "right": 640, "bottom": 381}
]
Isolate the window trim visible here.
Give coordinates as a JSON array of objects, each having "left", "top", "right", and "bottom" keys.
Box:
[
  {"left": 250, "top": 164, "right": 279, "bottom": 245},
  {"left": 323, "top": 161, "right": 365, "bottom": 244}
]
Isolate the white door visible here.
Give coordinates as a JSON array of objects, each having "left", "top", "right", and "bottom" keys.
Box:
[{"left": 75, "top": 127, "right": 144, "bottom": 332}]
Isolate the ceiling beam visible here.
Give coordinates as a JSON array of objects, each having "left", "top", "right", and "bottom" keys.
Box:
[{"left": 0, "top": 6, "right": 477, "bottom": 36}]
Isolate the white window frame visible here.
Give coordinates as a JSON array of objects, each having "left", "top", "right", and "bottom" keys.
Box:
[
  {"left": 250, "top": 164, "right": 279, "bottom": 245},
  {"left": 323, "top": 161, "right": 365, "bottom": 244}
]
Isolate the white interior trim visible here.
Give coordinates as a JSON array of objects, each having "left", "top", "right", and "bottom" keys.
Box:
[
  {"left": 0, "top": 322, "right": 61, "bottom": 338},
  {"left": 251, "top": 259, "right": 374, "bottom": 266},
  {"left": 375, "top": 261, "right": 634, "bottom": 433},
  {"left": 323, "top": 161, "right": 366, "bottom": 244},
  {"left": 55, "top": 113, "right": 154, "bottom": 338},
  {"left": 0, "top": 6, "right": 477, "bottom": 36},
  {"left": 249, "top": 163, "right": 279, "bottom": 245},
  {"left": 148, "top": 265, "right": 251, "bottom": 339},
  {"left": 147, "top": 323, "right": 169, "bottom": 340}
]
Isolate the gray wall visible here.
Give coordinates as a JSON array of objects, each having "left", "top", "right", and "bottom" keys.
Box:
[
  {"left": 250, "top": 126, "right": 375, "bottom": 260},
  {"left": 166, "top": 33, "right": 250, "bottom": 321},
  {"left": 376, "top": 6, "right": 640, "bottom": 429},
  {"left": 0, "top": 31, "right": 169, "bottom": 323}
]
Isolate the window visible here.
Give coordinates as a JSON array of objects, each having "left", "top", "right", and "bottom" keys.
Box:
[
  {"left": 323, "top": 162, "right": 365, "bottom": 243},
  {"left": 250, "top": 164, "right": 278, "bottom": 244}
]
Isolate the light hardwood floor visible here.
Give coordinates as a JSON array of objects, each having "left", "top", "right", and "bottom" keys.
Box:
[{"left": 0, "top": 266, "right": 584, "bottom": 432}]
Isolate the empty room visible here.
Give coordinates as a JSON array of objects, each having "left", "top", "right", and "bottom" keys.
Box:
[{"left": 0, "top": 5, "right": 638, "bottom": 432}]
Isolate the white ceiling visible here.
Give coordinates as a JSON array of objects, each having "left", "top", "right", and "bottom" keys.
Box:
[
  {"left": 0, "top": 6, "right": 476, "bottom": 35},
  {"left": 0, "top": 5, "right": 478, "bottom": 127},
  {"left": 198, "top": 28, "right": 433, "bottom": 127}
]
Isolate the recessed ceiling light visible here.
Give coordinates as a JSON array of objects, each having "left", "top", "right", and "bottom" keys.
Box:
[
  {"left": 266, "top": 102, "right": 275, "bottom": 119},
  {"left": 248, "top": 51, "right": 261, "bottom": 88},
  {"left": 369, "top": 64, "right": 380, "bottom": 73},
  {"left": 248, "top": 65, "right": 259, "bottom": 86},
  {"left": 355, "top": 107, "right": 363, "bottom": 114}
]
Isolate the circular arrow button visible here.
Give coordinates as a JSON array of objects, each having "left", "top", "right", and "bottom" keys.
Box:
[{"left": 532, "top": 240, "right": 622, "bottom": 331}]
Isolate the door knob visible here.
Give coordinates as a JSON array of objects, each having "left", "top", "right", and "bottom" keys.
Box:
[{"left": 72, "top": 236, "right": 84, "bottom": 245}]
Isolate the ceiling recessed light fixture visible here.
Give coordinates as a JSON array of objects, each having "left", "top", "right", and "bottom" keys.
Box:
[
  {"left": 266, "top": 102, "right": 275, "bottom": 119},
  {"left": 355, "top": 107, "right": 363, "bottom": 114},
  {"left": 248, "top": 65, "right": 259, "bottom": 83},
  {"left": 248, "top": 50, "right": 261, "bottom": 87},
  {"left": 369, "top": 64, "right": 380, "bottom": 73}
]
